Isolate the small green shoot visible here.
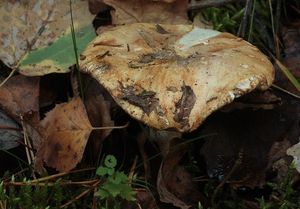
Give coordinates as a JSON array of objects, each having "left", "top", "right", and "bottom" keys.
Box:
[
  {"left": 95, "top": 155, "right": 136, "bottom": 209},
  {"left": 202, "top": 6, "right": 244, "bottom": 33}
]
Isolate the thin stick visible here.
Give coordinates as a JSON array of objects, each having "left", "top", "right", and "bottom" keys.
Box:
[
  {"left": 0, "top": 67, "right": 17, "bottom": 88},
  {"left": 60, "top": 180, "right": 100, "bottom": 208},
  {"left": 19, "top": 115, "right": 34, "bottom": 170},
  {"left": 29, "top": 167, "right": 95, "bottom": 184},
  {"left": 70, "top": 0, "right": 84, "bottom": 99},
  {"left": 6, "top": 179, "right": 98, "bottom": 187},
  {"left": 271, "top": 84, "right": 300, "bottom": 100},
  {"left": 19, "top": 115, "right": 36, "bottom": 179}
]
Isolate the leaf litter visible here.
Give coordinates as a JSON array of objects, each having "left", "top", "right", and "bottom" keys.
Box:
[{"left": 0, "top": 0, "right": 300, "bottom": 208}]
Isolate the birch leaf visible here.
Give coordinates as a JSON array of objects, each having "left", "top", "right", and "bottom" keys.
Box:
[{"left": 0, "top": 0, "right": 95, "bottom": 76}]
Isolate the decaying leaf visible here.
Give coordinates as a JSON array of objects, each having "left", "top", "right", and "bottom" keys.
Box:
[
  {"left": 0, "top": 75, "right": 39, "bottom": 117},
  {"left": 0, "top": 0, "right": 95, "bottom": 76},
  {"left": 0, "top": 110, "right": 22, "bottom": 150},
  {"left": 157, "top": 138, "right": 205, "bottom": 209},
  {"left": 80, "top": 23, "right": 274, "bottom": 132},
  {"left": 36, "top": 97, "right": 92, "bottom": 172},
  {"left": 99, "top": 0, "right": 188, "bottom": 25},
  {"left": 0, "top": 75, "right": 41, "bottom": 147}
]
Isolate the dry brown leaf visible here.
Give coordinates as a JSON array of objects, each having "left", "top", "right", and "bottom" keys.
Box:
[
  {"left": 36, "top": 97, "right": 92, "bottom": 172},
  {"left": 0, "top": 75, "right": 39, "bottom": 117},
  {"left": 99, "top": 0, "right": 188, "bottom": 25},
  {"left": 0, "top": 75, "right": 41, "bottom": 147}
]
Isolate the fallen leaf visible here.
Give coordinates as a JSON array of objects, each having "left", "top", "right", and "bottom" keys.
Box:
[
  {"left": 157, "top": 138, "right": 205, "bottom": 209},
  {"left": 99, "top": 0, "right": 188, "bottom": 25},
  {"left": 36, "top": 97, "right": 92, "bottom": 172},
  {"left": 0, "top": 0, "right": 95, "bottom": 76},
  {"left": 0, "top": 110, "right": 22, "bottom": 150},
  {"left": 0, "top": 75, "right": 39, "bottom": 117},
  {"left": 0, "top": 75, "right": 41, "bottom": 147}
]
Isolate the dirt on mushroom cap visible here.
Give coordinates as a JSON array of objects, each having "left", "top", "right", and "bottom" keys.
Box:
[{"left": 79, "top": 23, "right": 274, "bottom": 132}]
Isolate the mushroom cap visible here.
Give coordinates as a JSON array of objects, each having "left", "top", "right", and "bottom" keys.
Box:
[{"left": 80, "top": 23, "right": 274, "bottom": 132}]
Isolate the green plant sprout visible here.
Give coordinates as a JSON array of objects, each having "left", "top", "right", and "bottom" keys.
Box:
[{"left": 95, "top": 155, "right": 136, "bottom": 209}]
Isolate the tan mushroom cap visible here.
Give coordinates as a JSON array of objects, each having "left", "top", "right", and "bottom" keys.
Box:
[{"left": 80, "top": 23, "right": 274, "bottom": 132}]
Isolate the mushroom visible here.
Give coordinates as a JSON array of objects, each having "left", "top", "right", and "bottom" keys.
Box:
[{"left": 79, "top": 23, "right": 274, "bottom": 132}]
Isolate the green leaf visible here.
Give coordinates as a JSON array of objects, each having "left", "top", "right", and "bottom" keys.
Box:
[
  {"left": 96, "top": 167, "right": 109, "bottom": 177},
  {"left": 275, "top": 59, "right": 300, "bottom": 92},
  {"left": 19, "top": 25, "right": 96, "bottom": 76},
  {"left": 95, "top": 189, "right": 111, "bottom": 200},
  {"left": 104, "top": 155, "right": 117, "bottom": 168},
  {"left": 102, "top": 183, "right": 122, "bottom": 197},
  {"left": 115, "top": 172, "right": 128, "bottom": 183},
  {"left": 118, "top": 184, "right": 136, "bottom": 201}
]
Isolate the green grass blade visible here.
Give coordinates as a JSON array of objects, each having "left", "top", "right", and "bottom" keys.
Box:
[{"left": 275, "top": 59, "right": 300, "bottom": 92}]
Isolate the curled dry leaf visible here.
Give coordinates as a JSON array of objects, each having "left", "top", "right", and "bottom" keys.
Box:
[
  {"left": 0, "top": 0, "right": 95, "bottom": 76},
  {"left": 99, "top": 0, "right": 188, "bottom": 25},
  {"left": 80, "top": 23, "right": 274, "bottom": 132},
  {"left": 35, "top": 97, "right": 92, "bottom": 172},
  {"left": 0, "top": 75, "right": 41, "bottom": 147}
]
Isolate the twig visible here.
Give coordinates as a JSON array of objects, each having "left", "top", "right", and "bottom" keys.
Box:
[
  {"left": 271, "top": 84, "right": 300, "bottom": 100},
  {"left": 19, "top": 115, "right": 35, "bottom": 178},
  {"left": 6, "top": 179, "right": 98, "bottom": 187},
  {"left": 0, "top": 67, "right": 18, "bottom": 88},
  {"left": 29, "top": 167, "right": 95, "bottom": 184},
  {"left": 60, "top": 180, "right": 100, "bottom": 208}
]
